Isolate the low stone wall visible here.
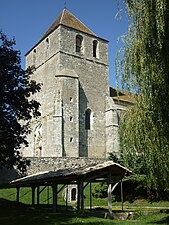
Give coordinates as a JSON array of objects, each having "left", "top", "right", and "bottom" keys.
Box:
[
  {"left": 0, "top": 157, "right": 106, "bottom": 186},
  {"left": 26, "top": 157, "right": 106, "bottom": 175}
]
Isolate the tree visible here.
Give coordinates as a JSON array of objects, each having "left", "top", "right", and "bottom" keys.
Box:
[
  {"left": 0, "top": 31, "right": 41, "bottom": 173},
  {"left": 116, "top": 1, "right": 169, "bottom": 198}
]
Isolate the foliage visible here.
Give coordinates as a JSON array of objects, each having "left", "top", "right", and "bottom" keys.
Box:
[
  {"left": 116, "top": 0, "right": 169, "bottom": 198},
  {"left": 108, "top": 154, "right": 149, "bottom": 200},
  {"left": 108, "top": 153, "right": 121, "bottom": 164},
  {"left": 0, "top": 31, "right": 41, "bottom": 173},
  {"left": 92, "top": 182, "right": 107, "bottom": 198}
]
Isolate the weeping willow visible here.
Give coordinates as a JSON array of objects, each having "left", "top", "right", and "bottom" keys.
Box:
[{"left": 117, "top": 0, "right": 169, "bottom": 197}]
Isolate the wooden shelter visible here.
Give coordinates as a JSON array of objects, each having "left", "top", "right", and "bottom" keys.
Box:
[{"left": 11, "top": 161, "right": 131, "bottom": 216}]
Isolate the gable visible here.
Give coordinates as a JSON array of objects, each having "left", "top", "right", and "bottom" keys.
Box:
[{"left": 41, "top": 9, "right": 96, "bottom": 41}]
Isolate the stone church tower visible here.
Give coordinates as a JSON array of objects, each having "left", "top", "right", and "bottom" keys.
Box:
[{"left": 22, "top": 9, "right": 118, "bottom": 160}]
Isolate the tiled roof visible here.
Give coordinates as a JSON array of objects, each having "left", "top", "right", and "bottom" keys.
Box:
[
  {"left": 110, "top": 87, "right": 136, "bottom": 104},
  {"left": 25, "top": 9, "right": 97, "bottom": 56},
  {"left": 41, "top": 9, "right": 96, "bottom": 41}
]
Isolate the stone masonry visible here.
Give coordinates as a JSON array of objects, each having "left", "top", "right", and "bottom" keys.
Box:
[
  {"left": 0, "top": 9, "right": 134, "bottom": 186},
  {"left": 22, "top": 9, "right": 112, "bottom": 159},
  {"left": 19, "top": 9, "right": 131, "bottom": 176}
]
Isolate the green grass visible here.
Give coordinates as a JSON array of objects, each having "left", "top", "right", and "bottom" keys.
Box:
[
  {"left": 1, "top": 186, "right": 169, "bottom": 225},
  {"left": 0, "top": 185, "right": 169, "bottom": 209},
  {"left": 0, "top": 183, "right": 109, "bottom": 207},
  {"left": 0, "top": 198, "right": 169, "bottom": 225}
]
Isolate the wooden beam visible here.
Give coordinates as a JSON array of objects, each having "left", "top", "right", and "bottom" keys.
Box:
[
  {"left": 83, "top": 182, "right": 89, "bottom": 189},
  {"left": 39, "top": 186, "right": 47, "bottom": 194},
  {"left": 57, "top": 184, "right": 66, "bottom": 194}
]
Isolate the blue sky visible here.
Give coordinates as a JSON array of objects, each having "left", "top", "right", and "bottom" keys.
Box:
[{"left": 0, "top": 0, "right": 128, "bottom": 86}]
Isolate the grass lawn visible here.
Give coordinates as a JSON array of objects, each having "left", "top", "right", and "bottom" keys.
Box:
[
  {"left": 0, "top": 185, "right": 169, "bottom": 208},
  {"left": 0, "top": 186, "right": 169, "bottom": 225},
  {"left": 0, "top": 184, "right": 109, "bottom": 206},
  {"left": 0, "top": 198, "right": 169, "bottom": 225}
]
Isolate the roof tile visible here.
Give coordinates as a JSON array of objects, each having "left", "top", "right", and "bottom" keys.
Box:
[{"left": 41, "top": 9, "right": 96, "bottom": 42}]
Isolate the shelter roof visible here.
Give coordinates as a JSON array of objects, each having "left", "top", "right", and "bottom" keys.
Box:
[{"left": 11, "top": 161, "right": 131, "bottom": 187}]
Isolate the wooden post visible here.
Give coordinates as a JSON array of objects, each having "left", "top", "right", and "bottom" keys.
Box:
[
  {"left": 77, "top": 182, "right": 80, "bottom": 210},
  {"left": 107, "top": 173, "right": 112, "bottom": 217},
  {"left": 37, "top": 186, "right": 40, "bottom": 205},
  {"left": 52, "top": 183, "right": 57, "bottom": 212},
  {"left": 16, "top": 187, "right": 20, "bottom": 203},
  {"left": 90, "top": 182, "right": 92, "bottom": 210},
  {"left": 66, "top": 185, "right": 68, "bottom": 210},
  {"left": 47, "top": 186, "right": 49, "bottom": 205},
  {"left": 80, "top": 181, "right": 84, "bottom": 210},
  {"left": 121, "top": 180, "right": 124, "bottom": 211},
  {"left": 108, "top": 183, "right": 112, "bottom": 216},
  {"left": 77, "top": 180, "right": 84, "bottom": 210},
  {"left": 31, "top": 186, "right": 36, "bottom": 206}
]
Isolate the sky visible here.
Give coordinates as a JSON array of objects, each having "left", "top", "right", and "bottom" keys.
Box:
[{"left": 0, "top": 0, "right": 128, "bottom": 86}]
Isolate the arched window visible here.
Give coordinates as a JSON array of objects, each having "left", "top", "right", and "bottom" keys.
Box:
[
  {"left": 85, "top": 109, "right": 91, "bottom": 130},
  {"left": 76, "top": 35, "right": 83, "bottom": 53},
  {"left": 93, "top": 40, "right": 98, "bottom": 57},
  {"left": 71, "top": 188, "right": 77, "bottom": 201}
]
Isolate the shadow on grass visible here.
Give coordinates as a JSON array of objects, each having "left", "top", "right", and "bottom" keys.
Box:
[
  {"left": 149, "top": 215, "right": 169, "bottom": 225},
  {"left": 0, "top": 198, "right": 73, "bottom": 225},
  {"left": 0, "top": 198, "right": 116, "bottom": 225}
]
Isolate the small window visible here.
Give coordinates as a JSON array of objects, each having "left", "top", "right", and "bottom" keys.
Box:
[
  {"left": 71, "top": 188, "right": 77, "bottom": 201},
  {"left": 76, "top": 35, "right": 83, "bottom": 53},
  {"left": 70, "top": 97, "right": 73, "bottom": 102},
  {"left": 93, "top": 40, "right": 97, "bottom": 57},
  {"left": 85, "top": 109, "right": 91, "bottom": 130},
  {"left": 70, "top": 137, "right": 73, "bottom": 142},
  {"left": 70, "top": 116, "right": 73, "bottom": 122},
  {"left": 33, "top": 49, "right": 36, "bottom": 64},
  {"left": 46, "top": 38, "right": 49, "bottom": 49}
]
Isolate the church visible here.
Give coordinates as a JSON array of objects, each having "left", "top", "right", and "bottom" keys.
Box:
[{"left": 21, "top": 9, "right": 133, "bottom": 164}]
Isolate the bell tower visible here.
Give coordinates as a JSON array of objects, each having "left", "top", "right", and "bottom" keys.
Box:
[{"left": 22, "top": 9, "right": 110, "bottom": 158}]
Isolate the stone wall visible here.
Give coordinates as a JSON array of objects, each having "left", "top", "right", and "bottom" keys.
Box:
[
  {"left": 22, "top": 21, "right": 110, "bottom": 159},
  {"left": 0, "top": 157, "right": 106, "bottom": 186},
  {"left": 26, "top": 157, "right": 106, "bottom": 175},
  {"left": 105, "top": 97, "right": 120, "bottom": 157}
]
